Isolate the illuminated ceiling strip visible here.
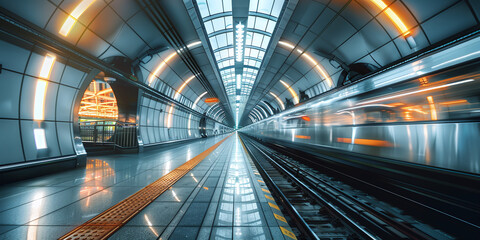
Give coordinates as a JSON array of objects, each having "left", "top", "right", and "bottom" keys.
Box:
[
  {"left": 252, "top": 108, "right": 263, "bottom": 120},
  {"left": 370, "top": 0, "right": 410, "bottom": 36},
  {"left": 359, "top": 79, "right": 474, "bottom": 105},
  {"left": 255, "top": 105, "right": 268, "bottom": 118},
  {"left": 269, "top": 92, "right": 285, "bottom": 110},
  {"left": 168, "top": 75, "right": 196, "bottom": 128},
  {"left": 59, "top": 0, "right": 96, "bottom": 37},
  {"left": 34, "top": 54, "right": 56, "bottom": 120},
  {"left": 279, "top": 80, "right": 299, "bottom": 104},
  {"left": 278, "top": 40, "right": 333, "bottom": 87},
  {"left": 262, "top": 101, "right": 274, "bottom": 115},
  {"left": 193, "top": 91, "right": 208, "bottom": 110},
  {"left": 235, "top": 22, "right": 245, "bottom": 62},
  {"left": 426, "top": 96, "right": 437, "bottom": 120},
  {"left": 174, "top": 75, "right": 195, "bottom": 100},
  {"left": 148, "top": 52, "right": 177, "bottom": 85},
  {"left": 253, "top": 107, "right": 265, "bottom": 119}
]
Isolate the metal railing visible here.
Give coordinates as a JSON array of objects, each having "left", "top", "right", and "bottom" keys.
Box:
[
  {"left": 113, "top": 122, "right": 138, "bottom": 149},
  {"left": 79, "top": 121, "right": 138, "bottom": 149},
  {"left": 79, "top": 121, "right": 116, "bottom": 144}
]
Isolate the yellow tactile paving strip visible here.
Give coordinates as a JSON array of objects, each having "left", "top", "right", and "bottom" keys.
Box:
[
  {"left": 239, "top": 136, "right": 298, "bottom": 240},
  {"left": 59, "top": 134, "right": 232, "bottom": 240}
]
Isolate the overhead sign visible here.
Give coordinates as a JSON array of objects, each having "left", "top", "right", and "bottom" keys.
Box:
[{"left": 205, "top": 98, "right": 219, "bottom": 103}]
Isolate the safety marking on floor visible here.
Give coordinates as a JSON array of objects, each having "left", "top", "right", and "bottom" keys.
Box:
[
  {"left": 274, "top": 213, "right": 287, "bottom": 223},
  {"left": 265, "top": 194, "right": 275, "bottom": 201},
  {"left": 261, "top": 188, "right": 271, "bottom": 194},
  {"left": 59, "top": 134, "right": 233, "bottom": 240},
  {"left": 280, "top": 226, "right": 298, "bottom": 240},
  {"left": 268, "top": 202, "right": 280, "bottom": 211},
  {"left": 257, "top": 179, "right": 264, "bottom": 183}
]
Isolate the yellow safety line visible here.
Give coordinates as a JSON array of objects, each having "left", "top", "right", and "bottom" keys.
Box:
[
  {"left": 59, "top": 134, "right": 233, "bottom": 240},
  {"left": 261, "top": 188, "right": 271, "bottom": 194}
]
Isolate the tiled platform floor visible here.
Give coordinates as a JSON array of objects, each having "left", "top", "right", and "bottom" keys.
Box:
[{"left": 0, "top": 133, "right": 295, "bottom": 239}]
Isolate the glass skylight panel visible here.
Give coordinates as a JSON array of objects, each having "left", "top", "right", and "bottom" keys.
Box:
[
  {"left": 254, "top": 17, "right": 268, "bottom": 31},
  {"left": 208, "top": 0, "right": 224, "bottom": 15},
  {"left": 212, "top": 18, "right": 225, "bottom": 31},
  {"left": 205, "top": 20, "right": 215, "bottom": 34},
  {"left": 271, "top": 0, "right": 283, "bottom": 17},
  {"left": 266, "top": 20, "right": 276, "bottom": 33},
  {"left": 197, "top": 0, "right": 210, "bottom": 18},
  {"left": 195, "top": 0, "right": 284, "bottom": 126},
  {"left": 257, "top": 0, "right": 274, "bottom": 14}
]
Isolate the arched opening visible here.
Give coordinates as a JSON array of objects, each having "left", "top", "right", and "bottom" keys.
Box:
[{"left": 78, "top": 74, "right": 118, "bottom": 151}]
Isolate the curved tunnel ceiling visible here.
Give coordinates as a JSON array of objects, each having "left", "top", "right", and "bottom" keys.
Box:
[{"left": 1, "top": 0, "right": 478, "bottom": 128}]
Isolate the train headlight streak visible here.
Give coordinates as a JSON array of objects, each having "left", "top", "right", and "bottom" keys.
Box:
[
  {"left": 432, "top": 50, "right": 480, "bottom": 69},
  {"left": 359, "top": 79, "right": 474, "bottom": 105}
]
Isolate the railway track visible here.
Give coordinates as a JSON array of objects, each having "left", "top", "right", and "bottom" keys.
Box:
[{"left": 240, "top": 134, "right": 452, "bottom": 240}]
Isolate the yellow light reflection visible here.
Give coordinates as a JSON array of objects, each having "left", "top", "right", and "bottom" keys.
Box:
[
  {"left": 269, "top": 92, "right": 285, "bottom": 110},
  {"left": 27, "top": 193, "right": 44, "bottom": 240},
  {"left": 148, "top": 52, "right": 177, "bottom": 85},
  {"left": 279, "top": 80, "right": 299, "bottom": 104},
  {"left": 144, "top": 215, "right": 159, "bottom": 237},
  {"left": 370, "top": 0, "right": 410, "bottom": 36},
  {"left": 59, "top": 0, "right": 96, "bottom": 37},
  {"left": 426, "top": 96, "right": 437, "bottom": 120}
]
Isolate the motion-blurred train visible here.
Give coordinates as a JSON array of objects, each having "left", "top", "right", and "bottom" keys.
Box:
[{"left": 242, "top": 35, "right": 480, "bottom": 174}]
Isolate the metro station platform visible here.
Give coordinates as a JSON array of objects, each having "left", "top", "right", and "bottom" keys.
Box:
[{"left": 0, "top": 133, "right": 296, "bottom": 240}]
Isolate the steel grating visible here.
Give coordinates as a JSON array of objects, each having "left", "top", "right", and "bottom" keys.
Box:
[{"left": 59, "top": 134, "right": 232, "bottom": 240}]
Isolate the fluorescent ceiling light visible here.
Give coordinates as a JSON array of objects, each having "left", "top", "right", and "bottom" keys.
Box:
[{"left": 235, "top": 22, "right": 245, "bottom": 62}]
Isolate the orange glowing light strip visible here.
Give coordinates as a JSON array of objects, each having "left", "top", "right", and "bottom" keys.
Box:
[
  {"left": 301, "top": 116, "right": 311, "bottom": 121},
  {"left": 302, "top": 52, "right": 333, "bottom": 87},
  {"left": 370, "top": 0, "right": 410, "bottom": 36},
  {"left": 148, "top": 52, "right": 177, "bottom": 85},
  {"left": 337, "top": 138, "right": 393, "bottom": 147},
  {"left": 295, "top": 135, "right": 311, "bottom": 139},
  {"left": 278, "top": 40, "right": 333, "bottom": 87},
  {"left": 439, "top": 99, "right": 468, "bottom": 105},
  {"left": 205, "top": 98, "right": 220, "bottom": 103},
  {"left": 280, "top": 80, "right": 299, "bottom": 104},
  {"left": 426, "top": 96, "right": 437, "bottom": 120},
  {"left": 59, "top": 0, "right": 96, "bottom": 37},
  {"left": 34, "top": 54, "right": 56, "bottom": 120}
]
